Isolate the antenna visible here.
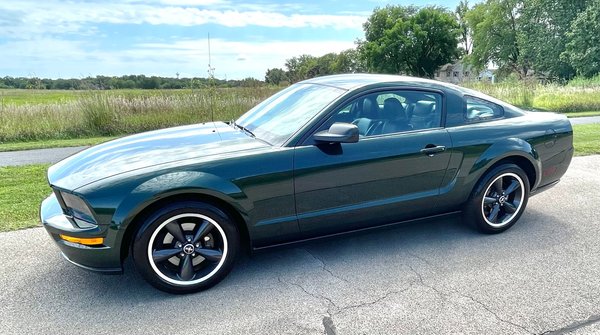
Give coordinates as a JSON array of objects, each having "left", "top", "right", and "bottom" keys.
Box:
[
  {"left": 207, "top": 32, "right": 215, "bottom": 123},
  {"left": 208, "top": 33, "right": 213, "bottom": 74}
]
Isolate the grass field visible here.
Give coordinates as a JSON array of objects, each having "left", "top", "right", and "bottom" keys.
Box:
[
  {"left": 573, "top": 124, "right": 600, "bottom": 156},
  {"left": 0, "top": 87, "right": 279, "bottom": 143},
  {"left": 0, "top": 164, "right": 51, "bottom": 232},
  {"left": 465, "top": 81, "right": 600, "bottom": 113},
  {"left": 1, "top": 80, "right": 600, "bottom": 146}
]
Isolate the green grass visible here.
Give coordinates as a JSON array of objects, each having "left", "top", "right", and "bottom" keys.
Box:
[
  {"left": 0, "top": 164, "right": 51, "bottom": 232},
  {"left": 573, "top": 124, "right": 600, "bottom": 156},
  {"left": 0, "top": 136, "right": 116, "bottom": 152},
  {"left": 0, "top": 89, "right": 84, "bottom": 105}
]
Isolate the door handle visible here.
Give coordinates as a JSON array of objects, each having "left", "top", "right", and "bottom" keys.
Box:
[{"left": 420, "top": 145, "right": 446, "bottom": 156}]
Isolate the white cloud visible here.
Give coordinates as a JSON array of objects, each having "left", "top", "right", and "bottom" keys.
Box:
[
  {"left": 0, "top": 1, "right": 366, "bottom": 78},
  {"left": 156, "top": 0, "right": 228, "bottom": 5},
  {"left": 0, "top": 0, "right": 365, "bottom": 38}
]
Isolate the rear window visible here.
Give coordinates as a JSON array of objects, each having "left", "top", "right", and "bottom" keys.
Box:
[{"left": 464, "top": 96, "right": 504, "bottom": 123}]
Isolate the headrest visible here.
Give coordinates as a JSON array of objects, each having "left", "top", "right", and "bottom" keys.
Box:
[{"left": 413, "top": 101, "right": 435, "bottom": 117}]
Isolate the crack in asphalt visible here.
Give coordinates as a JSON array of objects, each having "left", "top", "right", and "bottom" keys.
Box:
[
  {"left": 334, "top": 286, "right": 413, "bottom": 315},
  {"left": 405, "top": 250, "right": 436, "bottom": 269},
  {"left": 406, "top": 256, "right": 533, "bottom": 334},
  {"left": 457, "top": 291, "right": 533, "bottom": 334},
  {"left": 277, "top": 254, "right": 412, "bottom": 335},
  {"left": 278, "top": 275, "right": 412, "bottom": 335},
  {"left": 282, "top": 249, "right": 537, "bottom": 334},
  {"left": 539, "top": 314, "right": 600, "bottom": 335},
  {"left": 277, "top": 276, "right": 337, "bottom": 313},
  {"left": 302, "top": 248, "right": 354, "bottom": 287}
]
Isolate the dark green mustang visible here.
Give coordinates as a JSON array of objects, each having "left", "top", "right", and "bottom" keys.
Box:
[{"left": 41, "top": 74, "right": 573, "bottom": 293}]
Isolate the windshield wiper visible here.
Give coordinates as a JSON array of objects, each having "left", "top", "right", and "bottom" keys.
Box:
[{"left": 232, "top": 121, "right": 256, "bottom": 138}]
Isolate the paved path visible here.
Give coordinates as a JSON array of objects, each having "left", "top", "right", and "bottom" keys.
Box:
[
  {"left": 569, "top": 115, "right": 600, "bottom": 125},
  {"left": 0, "top": 146, "right": 87, "bottom": 166},
  {"left": 1, "top": 155, "right": 600, "bottom": 334}
]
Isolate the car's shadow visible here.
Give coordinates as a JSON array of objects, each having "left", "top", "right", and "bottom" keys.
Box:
[{"left": 54, "top": 206, "right": 572, "bottom": 304}]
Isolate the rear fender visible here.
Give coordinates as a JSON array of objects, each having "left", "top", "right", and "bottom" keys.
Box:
[{"left": 469, "top": 137, "right": 541, "bottom": 189}]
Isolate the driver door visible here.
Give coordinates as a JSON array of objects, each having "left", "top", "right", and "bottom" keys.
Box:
[{"left": 293, "top": 89, "right": 452, "bottom": 237}]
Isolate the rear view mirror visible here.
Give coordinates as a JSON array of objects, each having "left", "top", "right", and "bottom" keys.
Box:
[{"left": 313, "top": 122, "right": 359, "bottom": 144}]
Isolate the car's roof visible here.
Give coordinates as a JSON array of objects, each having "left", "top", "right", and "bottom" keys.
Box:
[
  {"left": 300, "top": 73, "right": 458, "bottom": 91},
  {"left": 300, "top": 73, "right": 522, "bottom": 112}
]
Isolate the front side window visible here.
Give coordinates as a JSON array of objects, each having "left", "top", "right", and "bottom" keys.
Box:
[
  {"left": 322, "top": 90, "right": 443, "bottom": 137},
  {"left": 236, "top": 83, "right": 345, "bottom": 145}
]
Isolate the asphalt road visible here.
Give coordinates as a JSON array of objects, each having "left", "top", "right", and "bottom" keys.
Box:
[
  {"left": 570, "top": 116, "right": 600, "bottom": 125},
  {"left": 0, "top": 155, "right": 599, "bottom": 334},
  {"left": 0, "top": 146, "right": 87, "bottom": 167}
]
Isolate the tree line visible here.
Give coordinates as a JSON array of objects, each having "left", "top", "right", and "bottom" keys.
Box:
[
  {"left": 266, "top": 0, "right": 600, "bottom": 85},
  {"left": 0, "top": 75, "right": 264, "bottom": 90}
]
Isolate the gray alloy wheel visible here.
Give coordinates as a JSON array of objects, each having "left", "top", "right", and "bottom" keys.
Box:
[
  {"left": 465, "top": 163, "right": 530, "bottom": 234},
  {"left": 147, "top": 213, "right": 228, "bottom": 286},
  {"left": 480, "top": 172, "right": 526, "bottom": 228},
  {"left": 132, "top": 201, "right": 239, "bottom": 294}
]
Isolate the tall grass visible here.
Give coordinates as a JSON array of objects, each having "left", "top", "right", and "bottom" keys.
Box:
[
  {"left": 0, "top": 87, "right": 278, "bottom": 143},
  {"left": 1, "top": 79, "right": 599, "bottom": 144},
  {"left": 463, "top": 80, "right": 600, "bottom": 112}
]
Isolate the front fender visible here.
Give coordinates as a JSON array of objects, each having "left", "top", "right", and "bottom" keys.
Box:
[{"left": 112, "top": 171, "right": 250, "bottom": 230}]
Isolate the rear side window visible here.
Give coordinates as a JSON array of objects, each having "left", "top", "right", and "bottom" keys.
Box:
[{"left": 465, "top": 96, "right": 504, "bottom": 123}]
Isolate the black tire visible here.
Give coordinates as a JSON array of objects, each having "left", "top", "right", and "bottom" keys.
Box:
[
  {"left": 464, "top": 164, "right": 530, "bottom": 234},
  {"left": 132, "top": 201, "right": 240, "bottom": 294}
]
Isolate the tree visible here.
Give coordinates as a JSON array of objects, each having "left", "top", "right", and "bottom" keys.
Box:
[
  {"left": 520, "top": 0, "right": 589, "bottom": 79},
  {"left": 332, "top": 48, "right": 366, "bottom": 73},
  {"left": 562, "top": 0, "right": 600, "bottom": 77},
  {"left": 467, "top": 0, "right": 528, "bottom": 78},
  {"left": 360, "top": 5, "right": 460, "bottom": 78},
  {"left": 264, "top": 68, "right": 288, "bottom": 85},
  {"left": 456, "top": 0, "right": 472, "bottom": 54},
  {"left": 285, "top": 55, "right": 318, "bottom": 82}
]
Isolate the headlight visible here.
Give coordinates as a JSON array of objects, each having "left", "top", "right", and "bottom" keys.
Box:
[{"left": 59, "top": 191, "right": 97, "bottom": 229}]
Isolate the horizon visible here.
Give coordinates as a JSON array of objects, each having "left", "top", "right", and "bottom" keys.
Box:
[{"left": 1, "top": 0, "right": 474, "bottom": 80}]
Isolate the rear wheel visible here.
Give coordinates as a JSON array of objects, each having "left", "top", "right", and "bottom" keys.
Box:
[
  {"left": 132, "top": 201, "right": 240, "bottom": 294},
  {"left": 464, "top": 164, "right": 530, "bottom": 233}
]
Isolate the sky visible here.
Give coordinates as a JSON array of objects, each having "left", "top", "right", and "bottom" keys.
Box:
[{"left": 0, "top": 0, "right": 471, "bottom": 80}]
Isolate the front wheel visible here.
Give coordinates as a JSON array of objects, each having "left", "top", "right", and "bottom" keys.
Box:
[
  {"left": 464, "top": 164, "right": 530, "bottom": 233},
  {"left": 132, "top": 201, "right": 240, "bottom": 294}
]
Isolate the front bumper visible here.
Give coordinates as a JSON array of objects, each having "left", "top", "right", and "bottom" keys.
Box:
[{"left": 41, "top": 194, "right": 123, "bottom": 274}]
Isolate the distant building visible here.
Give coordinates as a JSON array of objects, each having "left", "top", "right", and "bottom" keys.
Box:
[{"left": 434, "top": 61, "right": 495, "bottom": 84}]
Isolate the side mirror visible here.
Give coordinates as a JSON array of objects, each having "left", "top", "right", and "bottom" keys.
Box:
[{"left": 313, "top": 122, "right": 359, "bottom": 144}]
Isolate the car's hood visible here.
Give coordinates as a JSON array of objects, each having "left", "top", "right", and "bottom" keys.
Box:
[{"left": 48, "top": 122, "right": 269, "bottom": 190}]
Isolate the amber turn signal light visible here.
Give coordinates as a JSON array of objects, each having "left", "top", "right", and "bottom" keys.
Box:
[{"left": 59, "top": 234, "right": 104, "bottom": 246}]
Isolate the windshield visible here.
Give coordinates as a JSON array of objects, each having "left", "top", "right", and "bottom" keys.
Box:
[{"left": 235, "top": 83, "right": 346, "bottom": 145}]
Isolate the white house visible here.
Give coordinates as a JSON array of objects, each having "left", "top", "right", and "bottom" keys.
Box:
[{"left": 434, "top": 61, "right": 495, "bottom": 84}]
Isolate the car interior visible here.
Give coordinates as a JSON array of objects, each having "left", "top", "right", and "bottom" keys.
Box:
[{"left": 332, "top": 91, "right": 441, "bottom": 137}]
